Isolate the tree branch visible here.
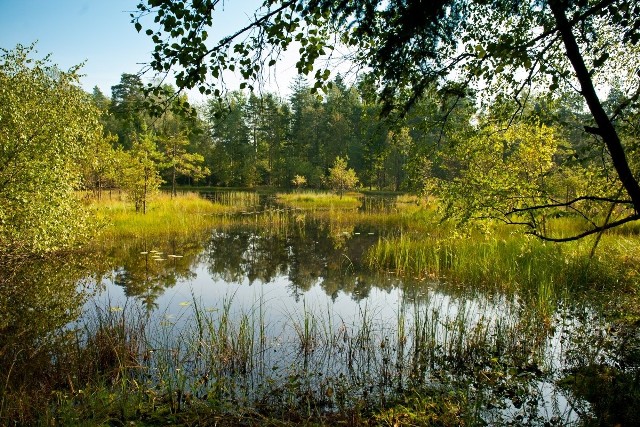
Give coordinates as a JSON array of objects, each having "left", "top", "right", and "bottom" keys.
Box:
[
  {"left": 528, "top": 213, "right": 640, "bottom": 242},
  {"left": 610, "top": 82, "right": 640, "bottom": 123},
  {"left": 507, "top": 195, "right": 632, "bottom": 214},
  {"left": 549, "top": 0, "right": 640, "bottom": 213}
]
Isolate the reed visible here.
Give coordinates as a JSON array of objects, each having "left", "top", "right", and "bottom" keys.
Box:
[
  {"left": 89, "top": 192, "right": 238, "bottom": 240},
  {"left": 15, "top": 284, "right": 624, "bottom": 426},
  {"left": 201, "top": 190, "right": 261, "bottom": 209},
  {"left": 276, "top": 191, "right": 362, "bottom": 209},
  {"left": 367, "top": 226, "right": 640, "bottom": 295}
]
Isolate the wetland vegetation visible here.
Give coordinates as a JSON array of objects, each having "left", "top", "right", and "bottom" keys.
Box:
[
  {"left": 2, "top": 190, "right": 640, "bottom": 425},
  {"left": 4, "top": 1, "right": 640, "bottom": 423}
]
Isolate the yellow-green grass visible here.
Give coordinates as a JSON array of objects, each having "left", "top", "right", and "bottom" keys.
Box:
[
  {"left": 276, "top": 191, "right": 362, "bottom": 209},
  {"left": 368, "top": 224, "right": 640, "bottom": 294},
  {"left": 88, "top": 192, "right": 238, "bottom": 240}
]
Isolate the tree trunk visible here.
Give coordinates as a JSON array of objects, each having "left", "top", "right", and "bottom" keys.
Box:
[
  {"left": 143, "top": 171, "right": 148, "bottom": 214},
  {"left": 549, "top": 0, "right": 640, "bottom": 213},
  {"left": 172, "top": 142, "right": 177, "bottom": 198},
  {"left": 172, "top": 164, "right": 176, "bottom": 198}
]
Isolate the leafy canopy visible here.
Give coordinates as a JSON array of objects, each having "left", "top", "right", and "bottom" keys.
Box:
[
  {"left": 134, "top": 0, "right": 640, "bottom": 240},
  {"left": 327, "top": 156, "right": 359, "bottom": 197},
  {"left": 0, "top": 44, "right": 102, "bottom": 253}
]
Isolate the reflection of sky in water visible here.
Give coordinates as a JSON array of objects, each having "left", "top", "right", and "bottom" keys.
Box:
[
  {"left": 88, "top": 257, "right": 582, "bottom": 423},
  {"left": 81, "top": 195, "right": 596, "bottom": 426}
]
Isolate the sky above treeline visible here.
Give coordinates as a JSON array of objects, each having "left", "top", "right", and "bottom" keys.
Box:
[{"left": 0, "top": 0, "right": 313, "bottom": 101}]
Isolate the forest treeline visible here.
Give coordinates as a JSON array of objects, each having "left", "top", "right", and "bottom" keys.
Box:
[
  {"left": 91, "top": 72, "right": 416, "bottom": 193},
  {"left": 1, "top": 44, "right": 632, "bottom": 254},
  {"left": 90, "top": 70, "right": 609, "bottom": 199}
]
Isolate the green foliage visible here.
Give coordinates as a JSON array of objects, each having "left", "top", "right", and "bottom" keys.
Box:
[
  {"left": 428, "top": 122, "right": 560, "bottom": 222},
  {"left": 0, "top": 44, "right": 100, "bottom": 253},
  {"left": 109, "top": 73, "right": 147, "bottom": 148},
  {"left": 0, "top": 252, "right": 93, "bottom": 424},
  {"left": 291, "top": 174, "right": 307, "bottom": 190},
  {"left": 134, "top": 0, "right": 640, "bottom": 238},
  {"left": 79, "top": 133, "right": 120, "bottom": 199},
  {"left": 116, "top": 131, "right": 165, "bottom": 213},
  {"left": 326, "top": 156, "right": 359, "bottom": 197},
  {"left": 160, "top": 132, "right": 210, "bottom": 196}
]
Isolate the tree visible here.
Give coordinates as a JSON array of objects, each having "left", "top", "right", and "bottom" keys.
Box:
[
  {"left": 205, "top": 92, "right": 252, "bottom": 186},
  {"left": 0, "top": 44, "right": 101, "bottom": 254},
  {"left": 110, "top": 73, "right": 147, "bottom": 149},
  {"left": 327, "top": 156, "right": 359, "bottom": 198},
  {"left": 117, "top": 131, "right": 164, "bottom": 213},
  {"left": 292, "top": 174, "right": 307, "bottom": 191},
  {"left": 80, "top": 133, "right": 119, "bottom": 200},
  {"left": 386, "top": 127, "right": 412, "bottom": 192},
  {"left": 160, "top": 132, "right": 210, "bottom": 196},
  {"left": 134, "top": 0, "right": 640, "bottom": 240},
  {"left": 427, "top": 122, "right": 562, "bottom": 223}
]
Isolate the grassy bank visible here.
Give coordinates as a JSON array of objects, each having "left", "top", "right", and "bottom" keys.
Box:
[
  {"left": 89, "top": 192, "right": 238, "bottom": 240},
  {"left": 276, "top": 191, "right": 362, "bottom": 209}
]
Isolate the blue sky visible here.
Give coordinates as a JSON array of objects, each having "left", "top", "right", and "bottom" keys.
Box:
[
  {"left": 0, "top": 0, "right": 354, "bottom": 101},
  {"left": 0, "top": 1, "right": 155, "bottom": 94},
  {"left": 0, "top": 0, "right": 288, "bottom": 99}
]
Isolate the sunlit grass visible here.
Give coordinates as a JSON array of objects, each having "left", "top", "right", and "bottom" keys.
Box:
[
  {"left": 89, "top": 192, "right": 238, "bottom": 240},
  {"left": 367, "top": 224, "right": 640, "bottom": 302},
  {"left": 276, "top": 191, "right": 362, "bottom": 209}
]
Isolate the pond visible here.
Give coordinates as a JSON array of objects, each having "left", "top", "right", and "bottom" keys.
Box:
[{"left": 2, "top": 191, "right": 638, "bottom": 425}]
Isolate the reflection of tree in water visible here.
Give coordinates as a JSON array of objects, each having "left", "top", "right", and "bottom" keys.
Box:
[
  {"left": 287, "top": 232, "right": 326, "bottom": 301},
  {"left": 0, "top": 253, "right": 95, "bottom": 396},
  {"left": 245, "top": 233, "right": 289, "bottom": 284},
  {"left": 205, "top": 231, "right": 252, "bottom": 283},
  {"left": 103, "top": 237, "right": 201, "bottom": 311},
  {"left": 202, "top": 217, "right": 392, "bottom": 301}
]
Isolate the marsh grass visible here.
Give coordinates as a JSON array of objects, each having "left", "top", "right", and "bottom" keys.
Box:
[
  {"left": 368, "top": 225, "right": 640, "bottom": 293},
  {"left": 16, "top": 288, "right": 583, "bottom": 426},
  {"left": 14, "top": 190, "right": 640, "bottom": 425},
  {"left": 202, "top": 190, "right": 262, "bottom": 210},
  {"left": 90, "top": 192, "right": 238, "bottom": 240},
  {"left": 277, "top": 191, "right": 362, "bottom": 209}
]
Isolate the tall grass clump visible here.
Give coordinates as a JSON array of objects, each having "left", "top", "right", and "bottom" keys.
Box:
[
  {"left": 277, "top": 191, "right": 362, "bottom": 209},
  {"left": 90, "top": 192, "right": 238, "bottom": 240},
  {"left": 367, "top": 225, "right": 640, "bottom": 300}
]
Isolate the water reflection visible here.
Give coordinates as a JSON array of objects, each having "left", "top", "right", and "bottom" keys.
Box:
[
  {"left": 98, "top": 212, "right": 390, "bottom": 309},
  {"left": 0, "top": 252, "right": 96, "bottom": 419},
  {"left": 80, "top": 194, "right": 640, "bottom": 424}
]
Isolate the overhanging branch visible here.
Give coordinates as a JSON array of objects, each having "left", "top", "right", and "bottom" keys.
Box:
[
  {"left": 507, "top": 195, "right": 633, "bottom": 214},
  {"left": 528, "top": 213, "right": 640, "bottom": 242}
]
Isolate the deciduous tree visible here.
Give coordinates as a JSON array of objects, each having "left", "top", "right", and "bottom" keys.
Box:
[
  {"left": 117, "top": 130, "right": 164, "bottom": 213},
  {"left": 0, "top": 44, "right": 100, "bottom": 253},
  {"left": 327, "top": 156, "right": 359, "bottom": 198},
  {"left": 133, "top": 0, "right": 640, "bottom": 240}
]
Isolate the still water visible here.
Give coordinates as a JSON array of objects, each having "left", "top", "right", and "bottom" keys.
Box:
[
  {"left": 3, "top": 192, "right": 634, "bottom": 424},
  {"left": 83, "top": 192, "right": 603, "bottom": 424}
]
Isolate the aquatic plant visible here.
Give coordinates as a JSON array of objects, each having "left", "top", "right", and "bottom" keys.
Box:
[
  {"left": 90, "top": 191, "right": 238, "bottom": 240},
  {"left": 276, "top": 191, "right": 362, "bottom": 209}
]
